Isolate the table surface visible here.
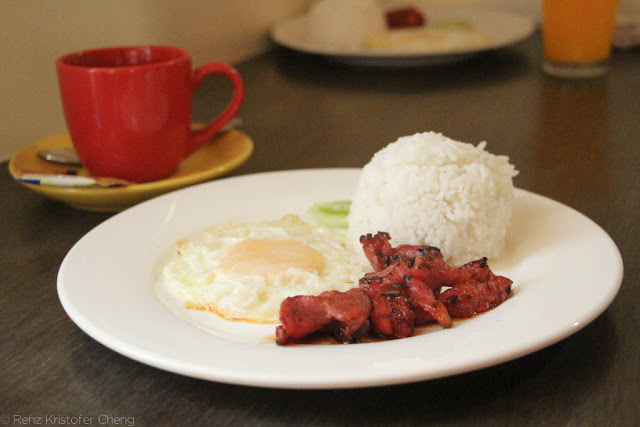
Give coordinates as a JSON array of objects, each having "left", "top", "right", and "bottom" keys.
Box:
[{"left": 2, "top": 32, "right": 639, "bottom": 426}]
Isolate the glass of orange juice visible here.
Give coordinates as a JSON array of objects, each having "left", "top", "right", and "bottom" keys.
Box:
[{"left": 542, "top": 0, "right": 620, "bottom": 78}]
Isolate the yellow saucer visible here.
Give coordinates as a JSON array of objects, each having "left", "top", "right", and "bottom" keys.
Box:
[{"left": 9, "top": 130, "right": 253, "bottom": 212}]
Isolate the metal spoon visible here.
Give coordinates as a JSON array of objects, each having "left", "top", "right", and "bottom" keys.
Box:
[
  {"left": 37, "top": 117, "right": 244, "bottom": 166},
  {"left": 37, "top": 146, "right": 82, "bottom": 166}
]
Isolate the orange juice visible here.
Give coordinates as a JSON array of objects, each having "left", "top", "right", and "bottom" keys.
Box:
[{"left": 543, "top": 0, "right": 619, "bottom": 63}]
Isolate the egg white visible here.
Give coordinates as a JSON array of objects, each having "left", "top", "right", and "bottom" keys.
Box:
[{"left": 157, "top": 215, "right": 370, "bottom": 324}]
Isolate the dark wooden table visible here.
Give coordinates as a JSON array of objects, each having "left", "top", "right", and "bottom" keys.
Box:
[{"left": 2, "top": 32, "right": 639, "bottom": 426}]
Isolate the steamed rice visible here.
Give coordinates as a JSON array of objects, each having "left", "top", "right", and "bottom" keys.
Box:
[
  {"left": 306, "top": 0, "right": 386, "bottom": 49},
  {"left": 347, "top": 132, "right": 518, "bottom": 266}
]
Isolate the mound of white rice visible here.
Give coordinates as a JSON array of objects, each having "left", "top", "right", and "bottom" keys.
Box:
[
  {"left": 347, "top": 132, "right": 519, "bottom": 266},
  {"left": 307, "top": 0, "right": 386, "bottom": 49}
]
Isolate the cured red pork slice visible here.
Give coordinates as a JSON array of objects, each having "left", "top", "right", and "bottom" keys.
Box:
[{"left": 276, "top": 288, "right": 372, "bottom": 345}]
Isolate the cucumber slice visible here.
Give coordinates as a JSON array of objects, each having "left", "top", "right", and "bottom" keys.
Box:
[{"left": 308, "top": 200, "right": 351, "bottom": 228}]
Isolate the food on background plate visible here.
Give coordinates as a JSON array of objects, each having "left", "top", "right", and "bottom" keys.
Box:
[
  {"left": 305, "top": 0, "right": 491, "bottom": 53},
  {"left": 159, "top": 214, "right": 370, "bottom": 323},
  {"left": 347, "top": 131, "right": 518, "bottom": 267},
  {"left": 363, "top": 27, "right": 492, "bottom": 53},
  {"left": 385, "top": 6, "right": 426, "bottom": 29},
  {"left": 307, "top": 0, "right": 387, "bottom": 49}
]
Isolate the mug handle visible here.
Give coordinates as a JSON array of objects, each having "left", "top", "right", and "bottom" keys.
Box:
[{"left": 186, "top": 62, "right": 245, "bottom": 156}]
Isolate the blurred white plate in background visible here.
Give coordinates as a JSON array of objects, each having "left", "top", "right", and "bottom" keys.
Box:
[{"left": 271, "top": 6, "right": 536, "bottom": 66}]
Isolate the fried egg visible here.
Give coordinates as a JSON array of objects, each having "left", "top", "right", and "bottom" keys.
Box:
[{"left": 158, "top": 215, "right": 370, "bottom": 323}]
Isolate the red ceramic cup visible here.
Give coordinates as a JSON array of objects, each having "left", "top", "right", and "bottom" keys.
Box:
[{"left": 56, "top": 46, "right": 244, "bottom": 182}]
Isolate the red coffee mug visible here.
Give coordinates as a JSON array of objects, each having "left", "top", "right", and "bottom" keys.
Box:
[{"left": 56, "top": 46, "right": 245, "bottom": 182}]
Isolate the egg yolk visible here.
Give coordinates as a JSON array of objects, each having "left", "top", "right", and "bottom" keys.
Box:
[{"left": 220, "top": 238, "right": 326, "bottom": 279}]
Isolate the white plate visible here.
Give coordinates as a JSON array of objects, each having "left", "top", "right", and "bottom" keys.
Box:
[
  {"left": 58, "top": 168, "right": 623, "bottom": 389},
  {"left": 271, "top": 5, "right": 537, "bottom": 67}
]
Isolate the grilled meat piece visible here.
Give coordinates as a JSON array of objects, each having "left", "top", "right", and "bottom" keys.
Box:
[
  {"left": 407, "top": 246, "right": 470, "bottom": 291},
  {"left": 440, "top": 258, "right": 512, "bottom": 317},
  {"left": 360, "top": 279, "right": 415, "bottom": 337},
  {"left": 405, "top": 277, "right": 452, "bottom": 328},
  {"left": 276, "top": 288, "right": 372, "bottom": 345},
  {"left": 360, "top": 232, "right": 394, "bottom": 271},
  {"left": 360, "top": 267, "right": 452, "bottom": 334},
  {"left": 360, "top": 232, "right": 465, "bottom": 290}
]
